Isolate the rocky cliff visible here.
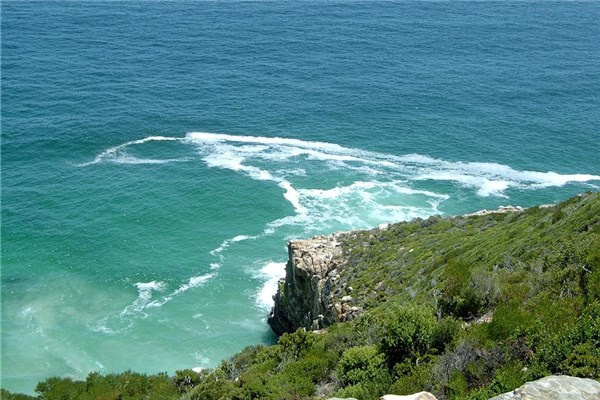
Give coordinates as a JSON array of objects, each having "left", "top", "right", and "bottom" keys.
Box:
[
  {"left": 268, "top": 205, "right": 533, "bottom": 336},
  {"left": 268, "top": 233, "right": 365, "bottom": 335}
]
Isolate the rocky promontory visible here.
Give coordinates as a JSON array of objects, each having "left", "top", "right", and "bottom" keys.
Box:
[
  {"left": 268, "top": 204, "right": 537, "bottom": 336},
  {"left": 268, "top": 233, "right": 365, "bottom": 335}
]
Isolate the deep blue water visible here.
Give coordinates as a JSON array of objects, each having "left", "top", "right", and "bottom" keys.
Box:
[{"left": 2, "top": 0, "right": 599, "bottom": 394}]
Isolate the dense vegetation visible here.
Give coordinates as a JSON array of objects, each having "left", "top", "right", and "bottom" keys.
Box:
[{"left": 4, "top": 192, "right": 600, "bottom": 400}]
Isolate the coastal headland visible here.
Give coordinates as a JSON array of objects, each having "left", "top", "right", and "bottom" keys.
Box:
[{"left": 3, "top": 192, "right": 600, "bottom": 400}]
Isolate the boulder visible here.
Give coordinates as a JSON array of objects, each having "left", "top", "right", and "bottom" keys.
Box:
[
  {"left": 490, "top": 375, "right": 600, "bottom": 400},
  {"left": 380, "top": 393, "right": 438, "bottom": 400}
]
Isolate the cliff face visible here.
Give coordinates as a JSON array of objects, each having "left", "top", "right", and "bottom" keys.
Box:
[{"left": 268, "top": 233, "right": 364, "bottom": 336}]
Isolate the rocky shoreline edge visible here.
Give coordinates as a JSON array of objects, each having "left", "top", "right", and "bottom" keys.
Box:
[
  {"left": 268, "top": 204, "right": 529, "bottom": 336},
  {"left": 267, "top": 197, "right": 600, "bottom": 400}
]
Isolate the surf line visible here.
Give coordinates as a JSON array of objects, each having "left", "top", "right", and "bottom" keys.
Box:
[{"left": 81, "top": 131, "right": 600, "bottom": 199}]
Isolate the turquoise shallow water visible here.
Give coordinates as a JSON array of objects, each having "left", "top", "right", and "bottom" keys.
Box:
[{"left": 2, "top": 0, "right": 600, "bottom": 394}]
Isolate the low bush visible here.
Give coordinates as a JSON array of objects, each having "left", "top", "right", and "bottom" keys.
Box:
[
  {"left": 337, "top": 345, "right": 387, "bottom": 387},
  {"left": 379, "top": 304, "right": 436, "bottom": 366}
]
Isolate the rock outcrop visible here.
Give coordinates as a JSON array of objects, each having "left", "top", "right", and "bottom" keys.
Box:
[
  {"left": 268, "top": 234, "right": 362, "bottom": 335},
  {"left": 489, "top": 375, "right": 600, "bottom": 400},
  {"left": 268, "top": 203, "right": 539, "bottom": 336},
  {"left": 330, "top": 376, "right": 600, "bottom": 400},
  {"left": 380, "top": 393, "right": 438, "bottom": 400},
  {"left": 466, "top": 205, "right": 525, "bottom": 217}
]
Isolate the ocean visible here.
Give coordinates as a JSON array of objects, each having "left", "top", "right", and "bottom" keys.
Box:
[{"left": 1, "top": 0, "right": 599, "bottom": 394}]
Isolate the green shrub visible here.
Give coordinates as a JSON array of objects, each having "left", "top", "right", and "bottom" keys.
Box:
[
  {"left": 485, "top": 361, "right": 528, "bottom": 397},
  {"left": 488, "top": 301, "right": 534, "bottom": 341},
  {"left": 577, "top": 302, "right": 600, "bottom": 346},
  {"left": 33, "top": 371, "right": 180, "bottom": 400},
  {"left": 439, "top": 261, "right": 501, "bottom": 320},
  {"left": 380, "top": 304, "right": 436, "bottom": 366},
  {"left": 337, "top": 345, "right": 387, "bottom": 386},
  {"left": 560, "top": 343, "right": 600, "bottom": 378},
  {"left": 181, "top": 369, "right": 239, "bottom": 400},
  {"left": 434, "top": 338, "right": 505, "bottom": 396},
  {"left": 587, "top": 267, "right": 600, "bottom": 303},
  {"left": 174, "top": 369, "right": 203, "bottom": 393},
  {"left": 334, "top": 382, "right": 380, "bottom": 400},
  {"left": 446, "top": 370, "right": 469, "bottom": 399},
  {"left": 237, "top": 367, "right": 277, "bottom": 400},
  {"left": 282, "top": 351, "right": 333, "bottom": 385},
  {"left": 224, "top": 344, "right": 280, "bottom": 381},
  {"left": 431, "top": 317, "right": 461, "bottom": 353},
  {"left": 278, "top": 329, "right": 316, "bottom": 363},
  {"left": 0, "top": 389, "right": 37, "bottom": 400},
  {"left": 534, "top": 301, "right": 600, "bottom": 377},
  {"left": 322, "top": 321, "right": 368, "bottom": 357},
  {"left": 389, "top": 358, "right": 435, "bottom": 395},
  {"left": 269, "top": 369, "right": 316, "bottom": 400},
  {"left": 35, "top": 376, "right": 86, "bottom": 400}
]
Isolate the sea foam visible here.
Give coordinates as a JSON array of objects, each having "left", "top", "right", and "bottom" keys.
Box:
[
  {"left": 118, "top": 273, "right": 215, "bottom": 321},
  {"left": 78, "top": 136, "right": 184, "bottom": 166},
  {"left": 147, "top": 273, "right": 216, "bottom": 308},
  {"left": 84, "top": 132, "right": 600, "bottom": 208},
  {"left": 82, "top": 131, "right": 600, "bottom": 246},
  {"left": 185, "top": 132, "right": 600, "bottom": 201},
  {"left": 255, "top": 262, "right": 286, "bottom": 310},
  {"left": 120, "top": 281, "right": 167, "bottom": 317}
]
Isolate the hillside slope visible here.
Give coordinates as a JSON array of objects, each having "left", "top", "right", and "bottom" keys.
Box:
[{"left": 270, "top": 192, "right": 600, "bottom": 335}]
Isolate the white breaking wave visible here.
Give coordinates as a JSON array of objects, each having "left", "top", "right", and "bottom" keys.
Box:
[
  {"left": 78, "top": 132, "right": 600, "bottom": 281},
  {"left": 279, "top": 180, "right": 306, "bottom": 214},
  {"left": 120, "top": 281, "right": 167, "bottom": 317},
  {"left": 148, "top": 273, "right": 216, "bottom": 307},
  {"left": 78, "top": 136, "right": 185, "bottom": 166},
  {"left": 119, "top": 273, "right": 215, "bottom": 318},
  {"left": 90, "top": 322, "right": 117, "bottom": 335},
  {"left": 92, "top": 272, "right": 216, "bottom": 335},
  {"left": 299, "top": 181, "right": 449, "bottom": 200},
  {"left": 171, "top": 274, "right": 215, "bottom": 297},
  {"left": 255, "top": 262, "right": 286, "bottom": 310},
  {"left": 184, "top": 132, "right": 353, "bottom": 153},
  {"left": 184, "top": 131, "right": 599, "bottom": 201},
  {"left": 412, "top": 160, "right": 600, "bottom": 197},
  {"left": 185, "top": 132, "right": 438, "bottom": 221},
  {"left": 82, "top": 131, "right": 600, "bottom": 205},
  {"left": 211, "top": 234, "right": 258, "bottom": 260}
]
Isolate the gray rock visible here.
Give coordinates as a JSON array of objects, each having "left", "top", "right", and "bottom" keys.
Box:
[
  {"left": 381, "top": 393, "right": 437, "bottom": 400},
  {"left": 490, "top": 375, "right": 600, "bottom": 400},
  {"left": 467, "top": 205, "right": 524, "bottom": 217},
  {"left": 268, "top": 234, "right": 360, "bottom": 335},
  {"left": 316, "top": 381, "right": 335, "bottom": 397},
  {"left": 334, "top": 303, "right": 343, "bottom": 315}
]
